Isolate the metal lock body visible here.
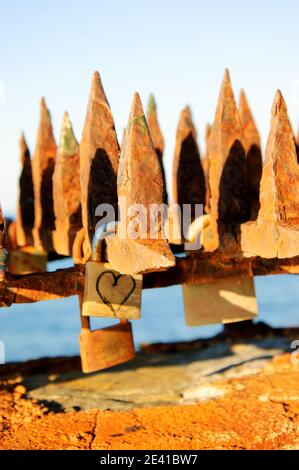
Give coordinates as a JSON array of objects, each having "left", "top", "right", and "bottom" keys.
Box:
[
  {"left": 183, "top": 277, "right": 258, "bottom": 326},
  {"left": 79, "top": 222, "right": 137, "bottom": 373},
  {"left": 183, "top": 216, "right": 258, "bottom": 326},
  {"left": 8, "top": 247, "right": 47, "bottom": 275},
  {"left": 6, "top": 220, "right": 47, "bottom": 275},
  {"left": 83, "top": 261, "right": 142, "bottom": 319},
  {"left": 80, "top": 319, "right": 135, "bottom": 373}
]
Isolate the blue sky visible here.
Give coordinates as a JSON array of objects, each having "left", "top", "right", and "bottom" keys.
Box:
[{"left": 1, "top": 0, "right": 299, "bottom": 215}]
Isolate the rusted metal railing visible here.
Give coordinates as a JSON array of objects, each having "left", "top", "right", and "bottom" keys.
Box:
[{"left": 1, "top": 68, "right": 298, "bottom": 370}]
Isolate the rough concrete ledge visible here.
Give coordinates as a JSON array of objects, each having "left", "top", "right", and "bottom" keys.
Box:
[{"left": 0, "top": 337, "right": 298, "bottom": 449}]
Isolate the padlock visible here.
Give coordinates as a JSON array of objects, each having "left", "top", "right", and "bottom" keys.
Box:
[
  {"left": 82, "top": 261, "right": 142, "bottom": 319},
  {"left": 79, "top": 222, "right": 137, "bottom": 373},
  {"left": 7, "top": 221, "right": 47, "bottom": 275},
  {"left": 183, "top": 277, "right": 258, "bottom": 326},
  {"left": 8, "top": 246, "right": 47, "bottom": 275},
  {"left": 79, "top": 316, "right": 135, "bottom": 373},
  {"left": 183, "top": 215, "right": 258, "bottom": 326}
]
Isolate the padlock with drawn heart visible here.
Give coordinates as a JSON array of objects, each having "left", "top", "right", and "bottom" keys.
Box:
[
  {"left": 78, "top": 222, "right": 142, "bottom": 373},
  {"left": 82, "top": 261, "right": 142, "bottom": 319}
]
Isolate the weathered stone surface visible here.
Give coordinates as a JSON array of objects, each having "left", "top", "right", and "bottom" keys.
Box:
[
  {"left": 241, "top": 90, "right": 299, "bottom": 258},
  {"left": 53, "top": 112, "right": 82, "bottom": 256},
  {"left": 146, "top": 94, "right": 167, "bottom": 203},
  {"left": 107, "top": 93, "right": 175, "bottom": 274},
  {"left": 239, "top": 90, "right": 263, "bottom": 220},
  {"left": 16, "top": 134, "right": 34, "bottom": 247},
  {"left": 172, "top": 107, "right": 206, "bottom": 227},
  {"left": 32, "top": 98, "right": 57, "bottom": 252},
  {"left": 80, "top": 72, "right": 120, "bottom": 259},
  {"left": 202, "top": 70, "right": 251, "bottom": 253},
  {"left": 24, "top": 338, "right": 295, "bottom": 411},
  {"left": 0, "top": 342, "right": 298, "bottom": 449}
]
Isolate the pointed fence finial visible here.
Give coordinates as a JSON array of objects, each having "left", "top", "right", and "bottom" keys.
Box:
[
  {"left": 239, "top": 89, "right": 263, "bottom": 220},
  {"left": 202, "top": 70, "right": 250, "bottom": 253},
  {"left": 80, "top": 71, "right": 120, "bottom": 259},
  {"left": 146, "top": 94, "right": 167, "bottom": 203},
  {"left": 32, "top": 98, "right": 57, "bottom": 251},
  {"left": 241, "top": 90, "right": 299, "bottom": 258},
  {"left": 107, "top": 93, "right": 175, "bottom": 274},
  {"left": 53, "top": 112, "right": 82, "bottom": 256}
]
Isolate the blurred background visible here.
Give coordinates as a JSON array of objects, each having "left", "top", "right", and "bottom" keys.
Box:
[{"left": 0, "top": 0, "right": 298, "bottom": 362}]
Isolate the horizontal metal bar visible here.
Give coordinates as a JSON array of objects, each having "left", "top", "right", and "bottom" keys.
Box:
[{"left": 0, "top": 253, "right": 298, "bottom": 307}]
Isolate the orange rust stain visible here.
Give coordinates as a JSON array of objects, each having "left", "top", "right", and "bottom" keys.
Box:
[{"left": 0, "top": 354, "right": 298, "bottom": 450}]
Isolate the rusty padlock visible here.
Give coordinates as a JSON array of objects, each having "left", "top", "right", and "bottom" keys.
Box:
[
  {"left": 7, "top": 221, "right": 47, "bottom": 275},
  {"left": 79, "top": 316, "right": 135, "bottom": 373},
  {"left": 79, "top": 222, "right": 137, "bottom": 373}
]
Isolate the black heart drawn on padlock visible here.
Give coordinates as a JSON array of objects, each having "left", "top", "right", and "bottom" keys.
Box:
[{"left": 95, "top": 270, "right": 136, "bottom": 316}]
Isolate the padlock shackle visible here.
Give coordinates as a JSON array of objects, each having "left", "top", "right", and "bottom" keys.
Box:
[
  {"left": 80, "top": 313, "right": 91, "bottom": 330},
  {"left": 78, "top": 294, "right": 91, "bottom": 330},
  {"left": 91, "top": 221, "right": 119, "bottom": 262}
]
